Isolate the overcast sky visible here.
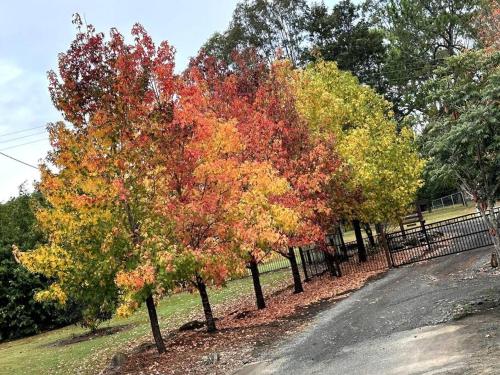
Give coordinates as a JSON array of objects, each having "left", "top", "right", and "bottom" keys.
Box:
[{"left": 0, "top": 0, "right": 337, "bottom": 202}]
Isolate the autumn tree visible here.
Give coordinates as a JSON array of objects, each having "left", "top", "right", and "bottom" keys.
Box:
[
  {"left": 476, "top": 0, "right": 500, "bottom": 51},
  {"left": 153, "top": 63, "right": 300, "bottom": 325},
  {"left": 15, "top": 18, "right": 179, "bottom": 353},
  {"left": 423, "top": 49, "right": 500, "bottom": 264},
  {"left": 295, "top": 60, "right": 424, "bottom": 256},
  {"left": 189, "top": 53, "right": 346, "bottom": 299}
]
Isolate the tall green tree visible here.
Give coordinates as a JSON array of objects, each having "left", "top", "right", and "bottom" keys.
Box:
[
  {"left": 371, "top": 0, "right": 483, "bottom": 118},
  {"left": 203, "top": 0, "right": 308, "bottom": 66},
  {"left": 305, "top": 0, "right": 387, "bottom": 91},
  {"left": 423, "top": 49, "right": 500, "bottom": 263}
]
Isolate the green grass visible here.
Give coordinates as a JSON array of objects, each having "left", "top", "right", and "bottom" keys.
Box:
[
  {"left": 0, "top": 270, "right": 290, "bottom": 375},
  {"left": 422, "top": 204, "right": 477, "bottom": 224},
  {"left": 340, "top": 204, "right": 479, "bottom": 242}
]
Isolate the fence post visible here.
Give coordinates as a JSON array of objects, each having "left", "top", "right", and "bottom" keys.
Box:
[
  {"left": 334, "top": 249, "right": 342, "bottom": 277},
  {"left": 380, "top": 227, "right": 393, "bottom": 268},
  {"left": 326, "top": 237, "right": 341, "bottom": 277},
  {"left": 416, "top": 205, "right": 425, "bottom": 231},
  {"left": 298, "top": 247, "right": 310, "bottom": 282},
  {"left": 398, "top": 218, "right": 407, "bottom": 239},
  {"left": 421, "top": 222, "right": 432, "bottom": 253},
  {"left": 337, "top": 226, "right": 348, "bottom": 260},
  {"left": 329, "top": 235, "right": 343, "bottom": 277}
]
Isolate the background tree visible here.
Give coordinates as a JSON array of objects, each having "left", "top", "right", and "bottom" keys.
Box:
[
  {"left": 476, "top": 0, "right": 500, "bottom": 52},
  {"left": 423, "top": 49, "right": 500, "bottom": 263},
  {"left": 305, "top": 0, "right": 387, "bottom": 92},
  {"left": 203, "top": 0, "right": 308, "bottom": 66},
  {"left": 370, "top": 0, "right": 483, "bottom": 119}
]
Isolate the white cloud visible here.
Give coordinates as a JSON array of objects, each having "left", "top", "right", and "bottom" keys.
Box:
[
  {"left": 0, "top": 59, "right": 60, "bottom": 202},
  {"left": 0, "top": 60, "right": 22, "bottom": 86}
]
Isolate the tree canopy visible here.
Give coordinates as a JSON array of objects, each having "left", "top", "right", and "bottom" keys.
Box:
[{"left": 423, "top": 49, "right": 500, "bottom": 260}]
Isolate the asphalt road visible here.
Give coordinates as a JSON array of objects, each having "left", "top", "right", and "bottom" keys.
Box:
[{"left": 235, "top": 246, "right": 500, "bottom": 375}]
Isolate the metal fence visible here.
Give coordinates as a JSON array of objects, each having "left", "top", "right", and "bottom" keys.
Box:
[
  {"left": 247, "top": 247, "right": 330, "bottom": 279},
  {"left": 243, "top": 206, "right": 498, "bottom": 282},
  {"left": 338, "top": 237, "right": 388, "bottom": 275},
  {"left": 386, "top": 208, "right": 497, "bottom": 266},
  {"left": 245, "top": 232, "right": 389, "bottom": 282}
]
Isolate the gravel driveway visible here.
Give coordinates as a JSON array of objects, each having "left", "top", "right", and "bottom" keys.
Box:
[{"left": 235, "top": 246, "right": 500, "bottom": 375}]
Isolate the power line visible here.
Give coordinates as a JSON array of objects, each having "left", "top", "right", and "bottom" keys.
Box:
[
  {"left": 0, "top": 151, "right": 38, "bottom": 169},
  {"left": 0, "top": 138, "right": 48, "bottom": 151},
  {"left": 0, "top": 131, "right": 47, "bottom": 145},
  {"left": 0, "top": 125, "right": 46, "bottom": 138}
]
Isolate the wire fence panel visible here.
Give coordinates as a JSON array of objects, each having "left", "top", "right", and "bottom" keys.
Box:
[{"left": 431, "top": 192, "right": 468, "bottom": 210}]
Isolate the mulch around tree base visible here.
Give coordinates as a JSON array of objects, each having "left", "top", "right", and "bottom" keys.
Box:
[{"left": 108, "top": 268, "right": 387, "bottom": 375}]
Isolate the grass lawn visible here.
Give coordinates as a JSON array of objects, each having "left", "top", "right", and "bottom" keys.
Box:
[
  {"left": 0, "top": 270, "right": 290, "bottom": 375},
  {"left": 422, "top": 204, "right": 478, "bottom": 223}
]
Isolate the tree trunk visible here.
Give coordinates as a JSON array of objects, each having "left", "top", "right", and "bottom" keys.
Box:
[
  {"left": 363, "top": 223, "right": 375, "bottom": 247},
  {"left": 146, "top": 294, "right": 166, "bottom": 354},
  {"left": 478, "top": 203, "right": 500, "bottom": 267},
  {"left": 352, "top": 219, "right": 368, "bottom": 262},
  {"left": 195, "top": 276, "right": 216, "bottom": 332},
  {"left": 249, "top": 260, "right": 266, "bottom": 309},
  {"left": 288, "top": 247, "right": 303, "bottom": 293}
]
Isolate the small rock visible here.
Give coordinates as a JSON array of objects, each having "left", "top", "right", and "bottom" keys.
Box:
[
  {"left": 179, "top": 320, "right": 205, "bottom": 331},
  {"left": 202, "top": 352, "right": 220, "bottom": 365},
  {"left": 110, "top": 352, "right": 127, "bottom": 368}
]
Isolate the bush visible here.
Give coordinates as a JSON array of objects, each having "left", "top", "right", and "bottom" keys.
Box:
[{"left": 0, "top": 190, "right": 80, "bottom": 341}]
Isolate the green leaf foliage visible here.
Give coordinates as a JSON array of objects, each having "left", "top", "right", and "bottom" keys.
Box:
[
  {"left": 0, "top": 189, "right": 80, "bottom": 341},
  {"left": 423, "top": 49, "right": 500, "bottom": 206}
]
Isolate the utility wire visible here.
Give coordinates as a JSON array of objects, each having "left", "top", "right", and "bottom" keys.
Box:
[
  {"left": 0, "top": 138, "right": 48, "bottom": 151},
  {"left": 0, "top": 131, "right": 47, "bottom": 144},
  {"left": 0, "top": 125, "right": 45, "bottom": 138},
  {"left": 0, "top": 151, "right": 38, "bottom": 169}
]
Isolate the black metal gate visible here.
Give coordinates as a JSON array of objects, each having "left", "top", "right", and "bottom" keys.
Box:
[{"left": 386, "top": 208, "right": 497, "bottom": 266}]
